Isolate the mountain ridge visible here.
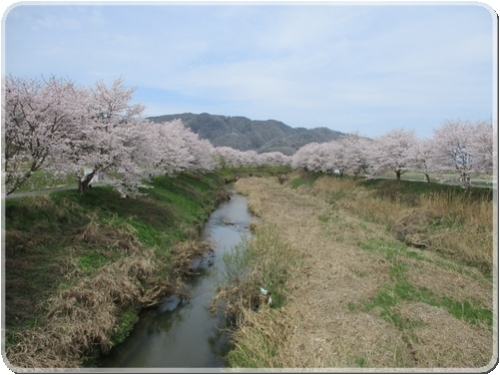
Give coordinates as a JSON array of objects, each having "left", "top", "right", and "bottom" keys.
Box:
[{"left": 147, "top": 112, "right": 345, "bottom": 155}]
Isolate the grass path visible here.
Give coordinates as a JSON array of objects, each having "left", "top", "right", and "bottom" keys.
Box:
[{"left": 229, "top": 174, "right": 494, "bottom": 369}]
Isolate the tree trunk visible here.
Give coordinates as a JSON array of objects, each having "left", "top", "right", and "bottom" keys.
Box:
[
  {"left": 396, "top": 170, "right": 401, "bottom": 181},
  {"left": 424, "top": 173, "right": 430, "bottom": 183},
  {"left": 78, "top": 170, "right": 96, "bottom": 194},
  {"left": 461, "top": 172, "right": 471, "bottom": 190}
]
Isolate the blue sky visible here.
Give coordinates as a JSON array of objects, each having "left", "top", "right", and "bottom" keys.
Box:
[{"left": 2, "top": 2, "right": 497, "bottom": 138}]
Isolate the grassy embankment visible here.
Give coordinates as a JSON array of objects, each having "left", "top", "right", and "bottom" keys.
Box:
[
  {"left": 218, "top": 164, "right": 292, "bottom": 182},
  {"left": 4, "top": 172, "right": 227, "bottom": 369},
  {"left": 378, "top": 170, "right": 495, "bottom": 188},
  {"left": 213, "top": 170, "right": 495, "bottom": 369},
  {"left": 10, "top": 169, "right": 77, "bottom": 193}
]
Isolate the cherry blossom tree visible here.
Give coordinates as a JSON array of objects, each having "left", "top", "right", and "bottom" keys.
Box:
[
  {"left": 412, "top": 137, "right": 439, "bottom": 183},
  {"left": 433, "top": 119, "right": 494, "bottom": 189},
  {"left": 307, "top": 142, "right": 330, "bottom": 172},
  {"left": 52, "top": 78, "right": 155, "bottom": 196},
  {"left": 240, "top": 150, "right": 260, "bottom": 167},
  {"left": 3, "top": 75, "right": 85, "bottom": 195},
  {"left": 181, "top": 129, "right": 217, "bottom": 173},
  {"left": 215, "top": 147, "right": 289, "bottom": 168},
  {"left": 292, "top": 142, "right": 321, "bottom": 171},
  {"left": 469, "top": 120, "right": 494, "bottom": 175},
  {"left": 342, "top": 133, "right": 373, "bottom": 177},
  {"left": 371, "top": 128, "right": 418, "bottom": 181},
  {"left": 258, "top": 151, "right": 291, "bottom": 167},
  {"left": 214, "top": 146, "right": 244, "bottom": 168},
  {"left": 291, "top": 135, "right": 372, "bottom": 177},
  {"left": 322, "top": 140, "right": 348, "bottom": 175},
  {"left": 144, "top": 120, "right": 191, "bottom": 176},
  {"left": 433, "top": 120, "right": 478, "bottom": 189}
]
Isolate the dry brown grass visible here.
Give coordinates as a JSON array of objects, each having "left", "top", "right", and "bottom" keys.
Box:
[
  {"left": 226, "top": 175, "right": 494, "bottom": 369},
  {"left": 225, "top": 305, "right": 300, "bottom": 368},
  {"left": 169, "top": 240, "right": 213, "bottom": 278},
  {"left": 71, "top": 213, "right": 143, "bottom": 255},
  {"left": 307, "top": 175, "right": 494, "bottom": 272},
  {"left": 210, "top": 222, "right": 301, "bottom": 328},
  {"left": 405, "top": 261, "right": 492, "bottom": 311},
  {"left": 388, "top": 193, "right": 493, "bottom": 271},
  {"left": 395, "top": 302, "right": 493, "bottom": 368},
  {"left": 5, "top": 222, "right": 212, "bottom": 369},
  {"left": 419, "top": 193, "right": 493, "bottom": 269},
  {"left": 6, "top": 247, "right": 163, "bottom": 369}
]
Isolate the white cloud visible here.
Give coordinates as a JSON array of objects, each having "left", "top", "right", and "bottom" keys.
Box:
[{"left": 3, "top": 4, "right": 495, "bottom": 138}]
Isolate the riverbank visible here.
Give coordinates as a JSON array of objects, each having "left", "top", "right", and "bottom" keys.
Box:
[
  {"left": 3, "top": 172, "right": 227, "bottom": 369},
  {"left": 99, "top": 187, "right": 254, "bottom": 368},
  {"left": 219, "top": 171, "right": 494, "bottom": 369}
]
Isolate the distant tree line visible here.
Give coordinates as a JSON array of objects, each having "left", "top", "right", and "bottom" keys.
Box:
[{"left": 290, "top": 123, "right": 494, "bottom": 189}]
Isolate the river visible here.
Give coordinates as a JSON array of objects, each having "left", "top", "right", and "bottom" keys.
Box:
[{"left": 99, "top": 188, "right": 252, "bottom": 370}]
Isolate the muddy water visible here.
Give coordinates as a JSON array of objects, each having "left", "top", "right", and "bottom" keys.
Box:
[{"left": 99, "top": 189, "right": 252, "bottom": 369}]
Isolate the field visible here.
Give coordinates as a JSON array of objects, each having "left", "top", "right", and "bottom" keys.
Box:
[{"left": 213, "top": 170, "right": 495, "bottom": 369}]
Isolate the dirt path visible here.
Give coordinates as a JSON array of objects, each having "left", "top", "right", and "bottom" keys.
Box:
[
  {"left": 232, "top": 176, "right": 494, "bottom": 369},
  {"left": 4, "top": 186, "right": 78, "bottom": 199},
  {"left": 4, "top": 182, "right": 110, "bottom": 200}
]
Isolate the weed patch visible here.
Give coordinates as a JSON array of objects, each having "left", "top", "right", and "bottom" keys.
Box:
[
  {"left": 212, "top": 223, "right": 298, "bottom": 319},
  {"left": 111, "top": 309, "right": 140, "bottom": 346},
  {"left": 290, "top": 177, "right": 311, "bottom": 189},
  {"left": 78, "top": 251, "right": 108, "bottom": 272},
  {"left": 358, "top": 237, "right": 427, "bottom": 262}
]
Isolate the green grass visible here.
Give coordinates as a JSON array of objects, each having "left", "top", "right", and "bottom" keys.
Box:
[
  {"left": 15, "top": 169, "right": 76, "bottom": 192},
  {"left": 219, "top": 165, "right": 292, "bottom": 181},
  {"left": 359, "top": 253, "right": 493, "bottom": 328},
  {"left": 354, "top": 356, "right": 366, "bottom": 367},
  {"left": 358, "top": 235, "right": 492, "bottom": 283},
  {"left": 78, "top": 251, "right": 108, "bottom": 272},
  {"left": 291, "top": 169, "right": 326, "bottom": 186},
  {"left": 353, "top": 236, "right": 493, "bottom": 350},
  {"left": 111, "top": 308, "right": 140, "bottom": 346},
  {"left": 290, "top": 177, "right": 314, "bottom": 189},
  {"left": 364, "top": 279, "right": 492, "bottom": 326},
  {"left": 359, "top": 178, "right": 493, "bottom": 202},
  {"left": 357, "top": 238, "right": 428, "bottom": 262}
]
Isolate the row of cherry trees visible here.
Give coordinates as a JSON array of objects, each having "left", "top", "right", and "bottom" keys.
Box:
[
  {"left": 3, "top": 76, "right": 213, "bottom": 196},
  {"left": 3, "top": 75, "right": 291, "bottom": 196},
  {"left": 3, "top": 75, "right": 493, "bottom": 196},
  {"left": 214, "top": 146, "right": 291, "bottom": 168},
  {"left": 291, "top": 121, "right": 494, "bottom": 188}
]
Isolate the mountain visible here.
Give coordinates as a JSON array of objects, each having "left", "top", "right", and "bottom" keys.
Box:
[{"left": 147, "top": 113, "right": 345, "bottom": 155}]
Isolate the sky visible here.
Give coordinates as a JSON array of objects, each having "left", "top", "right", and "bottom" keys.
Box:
[{"left": 2, "top": 1, "right": 497, "bottom": 138}]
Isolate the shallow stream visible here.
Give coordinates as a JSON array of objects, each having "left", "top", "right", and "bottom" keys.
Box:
[{"left": 99, "top": 188, "right": 252, "bottom": 369}]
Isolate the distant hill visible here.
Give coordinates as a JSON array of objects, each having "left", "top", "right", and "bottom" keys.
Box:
[{"left": 147, "top": 113, "right": 345, "bottom": 155}]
